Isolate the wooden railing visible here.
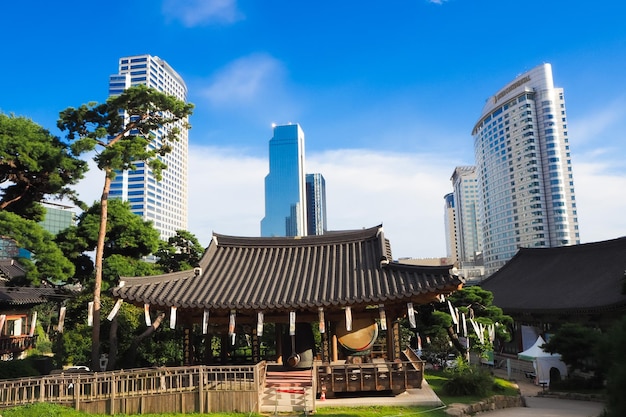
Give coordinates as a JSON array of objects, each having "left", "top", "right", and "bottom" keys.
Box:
[
  {"left": 0, "top": 362, "right": 267, "bottom": 415},
  {"left": 0, "top": 335, "right": 38, "bottom": 355}
]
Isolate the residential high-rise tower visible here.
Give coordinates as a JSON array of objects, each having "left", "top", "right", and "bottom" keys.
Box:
[
  {"left": 472, "top": 63, "right": 579, "bottom": 274},
  {"left": 450, "top": 166, "right": 482, "bottom": 268},
  {"left": 107, "top": 54, "right": 189, "bottom": 241},
  {"left": 306, "top": 173, "right": 327, "bottom": 236},
  {"left": 261, "top": 124, "right": 307, "bottom": 237}
]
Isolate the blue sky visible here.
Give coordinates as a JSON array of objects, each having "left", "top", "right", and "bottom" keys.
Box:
[{"left": 1, "top": 0, "right": 625, "bottom": 258}]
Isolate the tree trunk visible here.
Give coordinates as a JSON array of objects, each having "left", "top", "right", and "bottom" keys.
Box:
[
  {"left": 123, "top": 313, "right": 166, "bottom": 368},
  {"left": 446, "top": 325, "right": 468, "bottom": 355},
  {"left": 107, "top": 316, "right": 119, "bottom": 371},
  {"left": 91, "top": 172, "right": 112, "bottom": 371}
]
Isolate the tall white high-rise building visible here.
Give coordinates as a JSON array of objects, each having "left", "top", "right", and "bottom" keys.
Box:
[
  {"left": 472, "top": 63, "right": 579, "bottom": 275},
  {"left": 108, "top": 54, "right": 189, "bottom": 241},
  {"left": 450, "top": 166, "right": 482, "bottom": 268},
  {"left": 306, "top": 173, "right": 327, "bottom": 236}
]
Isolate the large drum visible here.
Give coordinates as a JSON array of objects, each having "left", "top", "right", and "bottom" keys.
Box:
[{"left": 336, "top": 317, "right": 378, "bottom": 352}]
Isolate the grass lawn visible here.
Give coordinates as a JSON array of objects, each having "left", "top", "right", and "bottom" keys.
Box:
[{"left": 1, "top": 370, "right": 519, "bottom": 417}]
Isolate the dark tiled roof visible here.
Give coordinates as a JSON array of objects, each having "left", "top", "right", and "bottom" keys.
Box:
[
  {"left": 481, "top": 237, "right": 626, "bottom": 314},
  {"left": 112, "top": 225, "right": 462, "bottom": 314},
  {"left": 0, "top": 259, "right": 27, "bottom": 281},
  {"left": 0, "top": 286, "right": 72, "bottom": 306}
]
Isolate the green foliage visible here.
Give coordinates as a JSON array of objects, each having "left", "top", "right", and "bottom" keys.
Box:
[
  {"left": 0, "top": 358, "right": 40, "bottom": 379},
  {"left": 56, "top": 199, "right": 162, "bottom": 288},
  {"left": 156, "top": 230, "right": 205, "bottom": 272},
  {"left": 57, "top": 84, "right": 194, "bottom": 180},
  {"left": 598, "top": 315, "right": 626, "bottom": 417},
  {"left": 0, "top": 211, "right": 75, "bottom": 285},
  {"left": 2, "top": 403, "right": 85, "bottom": 417},
  {"left": 442, "top": 360, "right": 494, "bottom": 397},
  {"left": 542, "top": 322, "right": 598, "bottom": 373},
  {"left": 0, "top": 113, "right": 88, "bottom": 220}
]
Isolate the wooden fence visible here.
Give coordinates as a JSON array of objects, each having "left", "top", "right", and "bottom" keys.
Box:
[{"left": 0, "top": 362, "right": 267, "bottom": 415}]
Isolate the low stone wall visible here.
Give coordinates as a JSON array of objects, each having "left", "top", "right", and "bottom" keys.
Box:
[
  {"left": 445, "top": 395, "right": 524, "bottom": 416},
  {"left": 538, "top": 391, "right": 606, "bottom": 403}
]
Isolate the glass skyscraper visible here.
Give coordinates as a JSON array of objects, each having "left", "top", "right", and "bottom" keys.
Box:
[
  {"left": 472, "top": 63, "right": 579, "bottom": 274},
  {"left": 107, "top": 55, "right": 189, "bottom": 241},
  {"left": 306, "top": 173, "right": 327, "bottom": 236},
  {"left": 261, "top": 124, "right": 307, "bottom": 237}
]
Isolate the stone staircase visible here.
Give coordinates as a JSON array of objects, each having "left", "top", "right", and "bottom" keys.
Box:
[{"left": 261, "top": 366, "right": 315, "bottom": 414}]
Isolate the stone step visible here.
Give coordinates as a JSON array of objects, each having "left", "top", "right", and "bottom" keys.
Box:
[{"left": 260, "top": 385, "right": 315, "bottom": 413}]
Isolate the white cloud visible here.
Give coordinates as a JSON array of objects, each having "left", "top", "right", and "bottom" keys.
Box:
[
  {"left": 162, "top": 0, "right": 242, "bottom": 27},
  {"left": 573, "top": 159, "right": 626, "bottom": 243},
  {"left": 570, "top": 99, "right": 626, "bottom": 146},
  {"left": 200, "top": 54, "right": 285, "bottom": 107}
]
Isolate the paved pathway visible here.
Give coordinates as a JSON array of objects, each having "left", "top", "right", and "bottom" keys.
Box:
[{"left": 476, "top": 369, "right": 605, "bottom": 417}]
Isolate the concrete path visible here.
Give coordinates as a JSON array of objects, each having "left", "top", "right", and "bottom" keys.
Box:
[{"left": 476, "top": 369, "right": 605, "bottom": 417}]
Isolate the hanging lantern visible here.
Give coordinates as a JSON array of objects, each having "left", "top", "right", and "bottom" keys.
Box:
[{"left": 318, "top": 307, "right": 325, "bottom": 334}]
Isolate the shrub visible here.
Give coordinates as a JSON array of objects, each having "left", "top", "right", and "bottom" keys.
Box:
[
  {"left": 442, "top": 360, "right": 494, "bottom": 396},
  {"left": 0, "top": 358, "right": 40, "bottom": 379}
]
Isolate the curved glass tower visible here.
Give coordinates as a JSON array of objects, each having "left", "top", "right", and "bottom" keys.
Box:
[
  {"left": 261, "top": 124, "right": 307, "bottom": 237},
  {"left": 472, "top": 64, "right": 579, "bottom": 274}
]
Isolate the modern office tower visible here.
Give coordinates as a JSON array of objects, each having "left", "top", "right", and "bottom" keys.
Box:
[
  {"left": 107, "top": 55, "right": 189, "bottom": 241},
  {"left": 261, "top": 123, "right": 307, "bottom": 237},
  {"left": 472, "top": 63, "right": 580, "bottom": 275},
  {"left": 443, "top": 193, "right": 458, "bottom": 264},
  {"left": 306, "top": 173, "right": 327, "bottom": 236},
  {"left": 450, "top": 166, "right": 482, "bottom": 268},
  {"left": 39, "top": 202, "right": 75, "bottom": 235}
]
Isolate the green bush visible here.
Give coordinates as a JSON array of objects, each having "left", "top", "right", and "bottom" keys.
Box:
[
  {"left": 2, "top": 402, "right": 84, "bottom": 417},
  {"left": 442, "top": 360, "right": 494, "bottom": 397},
  {"left": 0, "top": 358, "right": 40, "bottom": 379}
]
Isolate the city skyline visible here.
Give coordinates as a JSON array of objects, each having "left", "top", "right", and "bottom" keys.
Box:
[{"left": 1, "top": 1, "right": 625, "bottom": 258}]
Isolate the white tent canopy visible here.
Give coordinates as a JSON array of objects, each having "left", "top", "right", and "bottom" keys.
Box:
[{"left": 518, "top": 336, "right": 568, "bottom": 386}]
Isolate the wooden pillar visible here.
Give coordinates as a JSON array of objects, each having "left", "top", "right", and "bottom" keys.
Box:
[
  {"left": 386, "top": 312, "right": 401, "bottom": 361},
  {"left": 220, "top": 334, "right": 229, "bottom": 364},
  {"left": 275, "top": 324, "right": 283, "bottom": 365},
  {"left": 251, "top": 332, "right": 260, "bottom": 363},
  {"left": 321, "top": 327, "right": 330, "bottom": 364},
  {"left": 183, "top": 326, "right": 192, "bottom": 366},
  {"left": 331, "top": 333, "right": 338, "bottom": 362}
]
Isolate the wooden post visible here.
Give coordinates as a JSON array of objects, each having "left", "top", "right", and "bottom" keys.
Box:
[
  {"left": 110, "top": 373, "right": 116, "bottom": 415},
  {"left": 275, "top": 324, "right": 283, "bottom": 365},
  {"left": 183, "top": 326, "right": 192, "bottom": 366},
  {"left": 251, "top": 332, "right": 260, "bottom": 363},
  {"left": 198, "top": 366, "right": 204, "bottom": 413},
  {"left": 74, "top": 376, "right": 80, "bottom": 411},
  {"left": 331, "top": 334, "right": 338, "bottom": 362},
  {"left": 321, "top": 328, "right": 330, "bottom": 363}
]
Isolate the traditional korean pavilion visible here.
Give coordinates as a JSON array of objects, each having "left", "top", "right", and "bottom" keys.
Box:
[{"left": 112, "top": 225, "right": 462, "bottom": 394}]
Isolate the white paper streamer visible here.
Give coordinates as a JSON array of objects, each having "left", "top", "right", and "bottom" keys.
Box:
[
  {"left": 256, "top": 311, "right": 264, "bottom": 337},
  {"left": 144, "top": 304, "right": 152, "bottom": 326},
  {"left": 447, "top": 300, "right": 458, "bottom": 325},
  {"left": 289, "top": 311, "right": 296, "bottom": 336},
  {"left": 462, "top": 312, "right": 467, "bottom": 337},
  {"left": 87, "top": 301, "right": 94, "bottom": 326},
  {"left": 345, "top": 306, "right": 352, "bottom": 331},
  {"left": 203, "top": 309, "right": 210, "bottom": 335},
  {"left": 169, "top": 306, "right": 177, "bottom": 329},
  {"left": 228, "top": 310, "right": 236, "bottom": 335},
  {"left": 318, "top": 308, "right": 325, "bottom": 334},
  {"left": 57, "top": 308, "right": 65, "bottom": 333},
  {"left": 0, "top": 315, "right": 5, "bottom": 334},
  {"left": 107, "top": 299, "right": 123, "bottom": 321},
  {"left": 379, "top": 305, "right": 387, "bottom": 331},
  {"left": 407, "top": 302, "right": 416, "bottom": 328},
  {"left": 29, "top": 311, "right": 37, "bottom": 337}
]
